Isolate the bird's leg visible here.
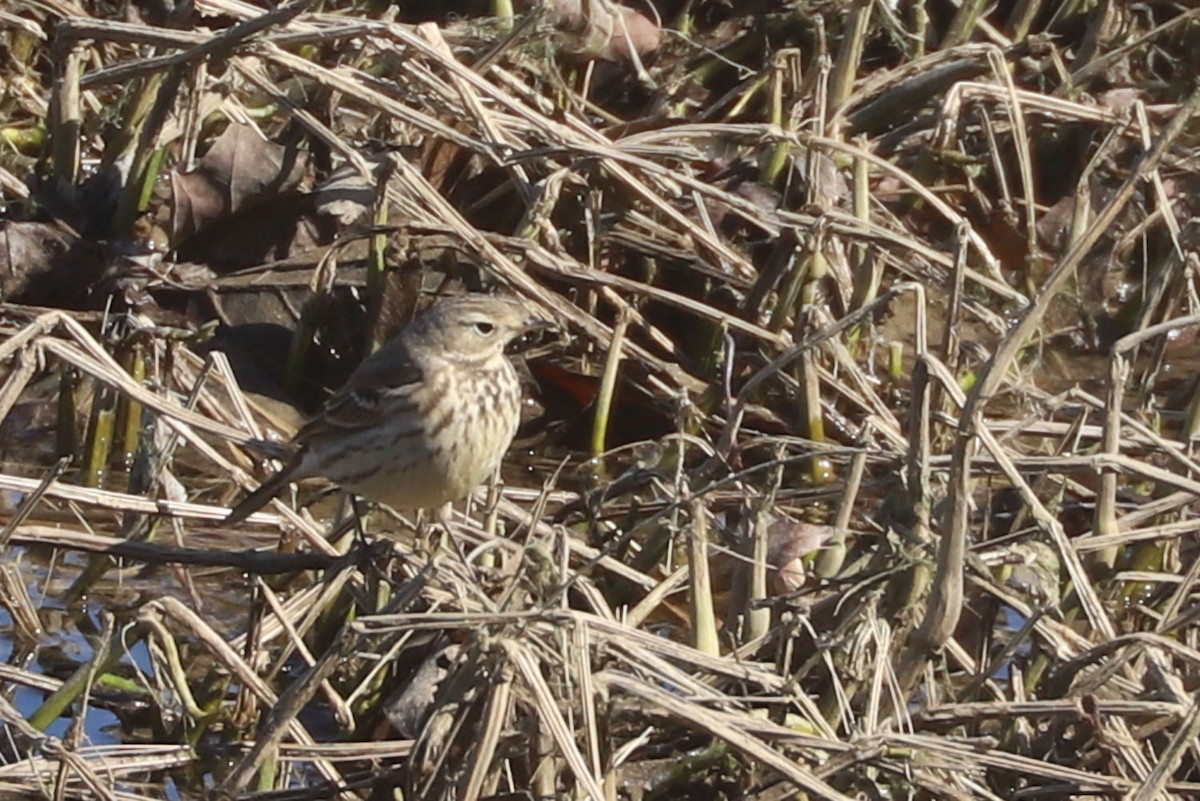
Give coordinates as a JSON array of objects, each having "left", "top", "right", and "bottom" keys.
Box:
[
  {"left": 350, "top": 496, "right": 372, "bottom": 549},
  {"left": 412, "top": 503, "right": 454, "bottom": 562},
  {"left": 325, "top": 492, "right": 367, "bottom": 554},
  {"left": 432, "top": 501, "right": 455, "bottom": 554}
]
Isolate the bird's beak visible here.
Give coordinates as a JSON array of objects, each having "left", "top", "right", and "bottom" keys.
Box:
[
  {"left": 523, "top": 316, "right": 558, "bottom": 334},
  {"left": 508, "top": 313, "right": 557, "bottom": 355}
]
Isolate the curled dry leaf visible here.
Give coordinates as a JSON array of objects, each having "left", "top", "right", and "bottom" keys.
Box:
[
  {"left": 543, "top": 0, "right": 662, "bottom": 62},
  {"left": 1001, "top": 541, "right": 1062, "bottom": 610},
  {"left": 792, "top": 151, "right": 852, "bottom": 210},
  {"left": 1097, "top": 87, "right": 1145, "bottom": 114},
  {"left": 720, "top": 513, "right": 835, "bottom": 618},
  {"left": 314, "top": 155, "right": 390, "bottom": 226},
  {"left": 765, "top": 516, "right": 834, "bottom": 594}
]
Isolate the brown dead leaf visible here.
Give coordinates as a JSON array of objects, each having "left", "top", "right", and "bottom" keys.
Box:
[
  {"left": 0, "top": 220, "right": 105, "bottom": 305},
  {"left": 171, "top": 122, "right": 309, "bottom": 242},
  {"left": 543, "top": 0, "right": 662, "bottom": 62},
  {"left": 173, "top": 192, "right": 331, "bottom": 272},
  {"left": 170, "top": 124, "right": 339, "bottom": 272},
  {"left": 383, "top": 644, "right": 461, "bottom": 738}
]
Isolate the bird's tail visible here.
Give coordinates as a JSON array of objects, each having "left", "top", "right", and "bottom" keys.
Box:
[{"left": 224, "top": 459, "right": 303, "bottom": 525}]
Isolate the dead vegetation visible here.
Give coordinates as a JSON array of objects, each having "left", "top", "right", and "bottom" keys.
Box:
[{"left": 2, "top": 1, "right": 1200, "bottom": 799}]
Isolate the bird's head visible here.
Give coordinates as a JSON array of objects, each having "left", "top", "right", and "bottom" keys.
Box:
[{"left": 416, "top": 294, "right": 554, "bottom": 364}]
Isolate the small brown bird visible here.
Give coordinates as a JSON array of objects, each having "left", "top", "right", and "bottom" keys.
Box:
[{"left": 224, "top": 294, "right": 551, "bottom": 525}]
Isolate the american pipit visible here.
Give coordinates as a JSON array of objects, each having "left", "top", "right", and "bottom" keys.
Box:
[{"left": 224, "top": 294, "right": 550, "bottom": 525}]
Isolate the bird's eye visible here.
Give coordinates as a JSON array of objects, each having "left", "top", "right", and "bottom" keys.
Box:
[{"left": 474, "top": 321, "right": 495, "bottom": 336}]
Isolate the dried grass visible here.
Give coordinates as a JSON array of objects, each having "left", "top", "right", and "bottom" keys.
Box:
[{"left": 2, "top": 1, "right": 1200, "bottom": 799}]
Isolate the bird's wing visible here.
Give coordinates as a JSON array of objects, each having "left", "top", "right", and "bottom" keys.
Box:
[{"left": 295, "top": 342, "right": 425, "bottom": 442}]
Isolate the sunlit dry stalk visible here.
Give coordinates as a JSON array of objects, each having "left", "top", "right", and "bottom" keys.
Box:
[
  {"left": 48, "top": 39, "right": 82, "bottom": 188},
  {"left": 687, "top": 495, "right": 719, "bottom": 656},
  {"left": 140, "top": 597, "right": 343, "bottom": 786},
  {"left": 0, "top": 564, "right": 41, "bottom": 643},
  {"left": 939, "top": 88, "right": 1200, "bottom": 675}
]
